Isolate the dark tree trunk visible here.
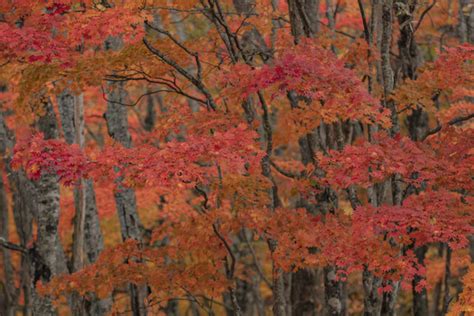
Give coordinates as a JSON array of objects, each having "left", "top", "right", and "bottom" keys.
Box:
[
  {"left": 287, "top": 0, "right": 320, "bottom": 41},
  {"left": 412, "top": 246, "right": 428, "bottom": 316},
  {"left": 291, "top": 268, "right": 321, "bottom": 316}
]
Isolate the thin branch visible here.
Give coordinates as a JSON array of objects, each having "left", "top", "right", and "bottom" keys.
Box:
[
  {"left": 269, "top": 159, "right": 304, "bottom": 179},
  {"left": 423, "top": 112, "right": 474, "bottom": 140},
  {"left": 143, "top": 38, "right": 217, "bottom": 110},
  {"left": 152, "top": 5, "right": 257, "bottom": 16},
  {"left": 101, "top": 84, "right": 207, "bottom": 108},
  {"left": 212, "top": 222, "right": 236, "bottom": 279},
  {"left": 144, "top": 20, "right": 203, "bottom": 81},
  {"left": 357, "top": 0, "right": 370, "bottom": 43},
  {"left": 316, "top": 20, "right": 356, "bottom": 39},
  {"left": 0, "top": 237, "right": 28, "bottom": 254},
  {"left": 258, "top": 91, "right": 273, "bottom": 155},
  {"left": 414, "top": 1, "right": 437, "bottom": 33},
  {"left": 242, "top": 232, "right": 272, "bottom": 289}
]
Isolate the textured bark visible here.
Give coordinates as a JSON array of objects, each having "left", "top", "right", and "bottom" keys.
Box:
[
  {"left": 458, "top": 0, "right": 474, "bottom": 43},
  {"left": 0, "top": 112, "right": 35, "bottom": 316},
  {"left": 143, "top": 93, "right": 157, "bottom": 132},
  {"left": 287, "top": 0, "right": 320, "bottom": 40},
  {"left": 233, "top": 0, "right": 256, "bottom": 15},
  {"left": 57, "top": 89, "right": 110, "bottom": 315},
  {"left": 395, "top": 4, "right": 429, "bottom": 314},
  {"left": 105, "top": 86, "right": 146, "bottom": 315},
  {"left": 290, "top": 268, "right": 322, "bottom": 316},
  {"left": 381, "top": 0, "right": 394, "bottom": 96},
  {"left": 58, "top": 90, "right": 105, "bottom": 263},
  {"left": 230, "top": 3, "right": 271, "bottom": 314},
  {"left": 104, "top": 37, "right": 147, "bottom": 315},
  {"left": 0, "top": 160, "right": 16, "bottom": 316},
  {"left": 323, "top": 266, "right": 346, "bottom": 316},
  {"left": 362, "top": 267, "right": 382, "bottom": 316},
  {"left": 442, "top": 246, "right": 452, "bottom": 315},
  {"left": 412, "top": 246, "right": 428, "bottom": 316},
  {"left": 364, "top": 181, "right": 387, "bottom": 316},
  {"left": 104, "top": 67, "right": 143, "bottom": 243},
  {"left": 380, "top": 281, "right": 399, "bottom": 316},
  {"left": 270, "top": 242, "right": 287, "bottom": 316},
  {"left": 286, "top": 2, "right": 347, "bottom": 315},
  {"left": 260, "top": 96, "right": 286, "bottom": 316},
  {"left": 395, "top": 1, "right": 423, "bottom": 80},
  {"left": 322, "top": 126, "right": 347, "bottom": 316},
  {"left": 33, "top": 99, "right": 67, "bottom": 316}
]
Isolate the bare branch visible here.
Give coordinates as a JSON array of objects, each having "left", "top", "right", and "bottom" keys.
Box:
[
  {"left": 414, "top": 1, "right": 437, "bottom": 33},
  {"left": 423, "top": 112, "right": 474, "bottom": 140},
  {"left": 143, "top": 38, "right": 217, "bottom": 110},
  {"left": 0, "top": 237, "right": 28, "bottom": 254},
  {"left": 269, "top": 159, "right": 305, "bottom": 179}
]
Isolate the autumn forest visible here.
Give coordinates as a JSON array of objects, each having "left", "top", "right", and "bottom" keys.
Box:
[{"left": 0, "top": 0, "right": 473, "bottom": 315}]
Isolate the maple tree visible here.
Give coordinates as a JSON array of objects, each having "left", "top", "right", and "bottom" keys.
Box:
[{"left": 0, "top": 0, "right": 473, "bottom": 316}]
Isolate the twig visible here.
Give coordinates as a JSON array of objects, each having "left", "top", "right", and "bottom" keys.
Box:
[
  {"left": 414, "top": 1, "right": 437, "bottom": 33},
  {"left": 0, "top": 237, "right": 28, "bottom": 254},
  {"left": 423, "top": 112, "right": 474, "bottom": 140},
  {"left": 143, "top": 38, "right": 217, "bottom": 110},
  {"left": 242, "top": 232, "right": 272, "bottom": 289}
]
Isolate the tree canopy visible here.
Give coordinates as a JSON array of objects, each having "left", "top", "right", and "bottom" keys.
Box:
[{"left": 0, "top": 1, "right": 473, "bottom": 315}]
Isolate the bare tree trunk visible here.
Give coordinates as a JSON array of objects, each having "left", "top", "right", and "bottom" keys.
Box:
[
  {"left": 458, "top": 0, "right": 472, "bottom": 43},
  {"left": 290, "top": 268, "right": 321, "bottom": 316},
  {"left": 323, "top": 266, "right": 347, "bottom": 316},
  {"left": 287, "top": 0, "right": 320, "bottom": 41},
  {"left": 0, "top": 111, "right": 35, "bottom": 316},
  {"left": 32, "top": 99, "right": 68, "bottom": 315},
  {"left": 57, "top": 90, "right": 110, "bottom": 315},
  {"left": 0, "top": 158, "right": 16, "bottom": 316},
  {"left": 104, "top": 52, "right": 144, "bottom": 244},
  {"left": 104, "top": 47, "right": 147, "bottom": 314}
]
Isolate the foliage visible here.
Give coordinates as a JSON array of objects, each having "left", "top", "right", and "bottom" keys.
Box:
[{"left": 0, "top": 0, "right": 473, "bottom": 314}]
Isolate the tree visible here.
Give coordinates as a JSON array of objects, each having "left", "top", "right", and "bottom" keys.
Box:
[{"left": 0, "top": 1, "right": 473, "bottom": 315}]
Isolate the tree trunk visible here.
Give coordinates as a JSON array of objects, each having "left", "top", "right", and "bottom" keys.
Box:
[
  {"left": 0, "top": 111, "right": 36, "bottom": 316},
  {"left": 458, "top": 0, "right": 474, "bottom": 43},
  {"left": 0, "top": 156, "right": 16, "bottom": 316},
  {"left": 291, "top": 268, "right": 321, "bottom": 316},
  {"left": 32, "top": 99, "right": 67, "bottom": 316},
  {"left": 104, "top": 44, "right": 147, "bottom": 314},
  {"left": 287, "top": 0, "right": 320, "bottom": 41},
  {"left": 57, "top": 89, "right": 110, "bottom": 315},
  {"left": 285, "top": 2, "right": 348, "bottom": 315}
]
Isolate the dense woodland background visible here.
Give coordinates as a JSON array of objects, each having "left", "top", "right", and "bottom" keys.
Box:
[{"left": 0, "top": 0, "right": 473, "bottom": 315}]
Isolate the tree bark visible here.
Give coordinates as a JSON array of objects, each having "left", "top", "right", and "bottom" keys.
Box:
[
  {"left": 287, "top": 0, "right": 320, "bottom": 41},
  {"left": 458, "top": 0, "right": 474, "bottom": 43},
  {"left": 57, "top": 89, "right": 110, "bottom": 315},
  {"left": 290, "top": 268, "right": 321, "bottom": 316},
  {"left": 0, "top": 111, "right": 36, "bottom": 316},
  {"left": 0, "top": 155, "right": 16, "bottom": 316},
  {"left": 285, "top": 2, "right": 348, "bottom": 315},
  {"left": 104, "top": 37, "right": 147, "bottom": 315},
  {"left": 32, "top": 99, "right": 68, "bottom": 315}
]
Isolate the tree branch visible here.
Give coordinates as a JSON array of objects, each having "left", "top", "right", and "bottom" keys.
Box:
[
  {"left": 142, "top": 38, "right": 217, "bottom": 110},
  {"left": 414, "top": 1, "right": 437, "bottom": 33},
  {"left": 0, "top": 237, "right": 28, "bottom": 254},
  {"left": 423, "top": 112, "right": 474, "bottom": 140}
]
